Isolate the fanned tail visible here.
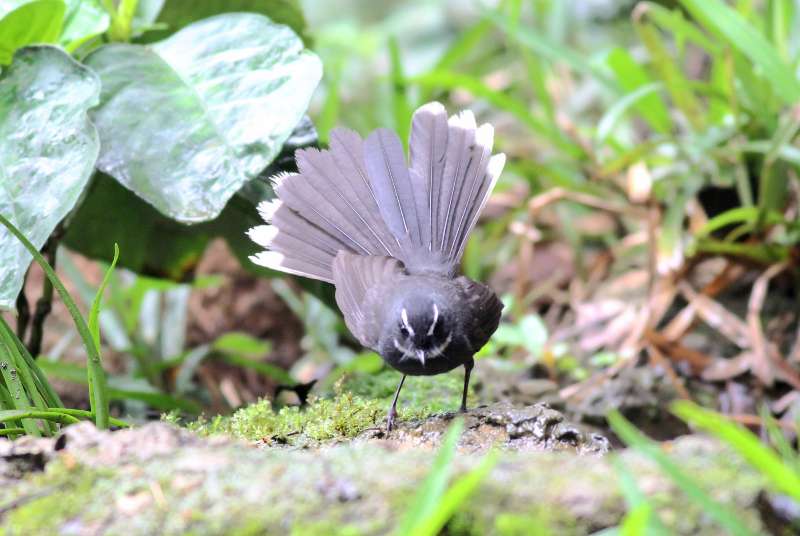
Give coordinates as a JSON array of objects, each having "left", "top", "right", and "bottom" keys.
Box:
[{"left": 249, "top": 102, "right": 505, "bottom": 281}]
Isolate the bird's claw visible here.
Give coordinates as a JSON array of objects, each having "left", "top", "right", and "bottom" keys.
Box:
[{"left": 386, "top": 407, "right": 398, "bottom": 433}]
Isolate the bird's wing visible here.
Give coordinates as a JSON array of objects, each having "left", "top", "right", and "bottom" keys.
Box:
[
  {"left": 456, "top": 277, "right": 503, "bottom": 352},
  {"left": 332, "top": 252, "right": 404, "bottom": 348}
]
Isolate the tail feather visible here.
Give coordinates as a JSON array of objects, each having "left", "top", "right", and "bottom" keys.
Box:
[
  {"left": 409, "top": 102, "right": 448, "bottom": 252},
  {"left": 325, "top": 129, "right": 400, "bottom": 257},
  {"left": 446, "top": 122, "right": 493, "bottom": 260},
  {"left": 363, "top": 128, "right": 421, "bottom": 246},
  {"left": 248, "top": 102, "right": 505, "bottom": 282}
]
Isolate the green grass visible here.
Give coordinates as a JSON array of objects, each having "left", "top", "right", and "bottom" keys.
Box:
[{"left": 0, "top": 215, "right": 119, "bottom": 434}]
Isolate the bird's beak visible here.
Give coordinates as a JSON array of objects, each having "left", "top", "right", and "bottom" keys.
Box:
[{"left": 416, "top": 349, "right": 426, "bottom": 365}]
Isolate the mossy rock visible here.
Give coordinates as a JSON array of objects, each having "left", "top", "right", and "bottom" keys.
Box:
[{"left": 0, "top": 416, "right": 770, "bottom": 535}]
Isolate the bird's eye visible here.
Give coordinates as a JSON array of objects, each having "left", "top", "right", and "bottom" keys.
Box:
[
  {"left": 399, "top": 323, "right": 409, "bottom": 337},
  {"left": 433, "top": 321, "right": 444, "bottom": 337}
]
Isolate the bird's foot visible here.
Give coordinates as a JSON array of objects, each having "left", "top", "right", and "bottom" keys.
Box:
[{"left": 386, "top": 407, "right": 398, "bottom": 433}]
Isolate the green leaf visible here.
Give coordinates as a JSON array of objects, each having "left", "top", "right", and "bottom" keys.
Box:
[
  {"left": 86, "top": 13, "right": 321, "bottom": 223},
  {"left": 414, "top": 450, "right": 498, "bottom": 536},
  {"left": 0, "top": 0, "right": 65, "bottom": 65},
  {"left": 63, "top": 119, "right": 318, "bottom": 282},
  {"left": 679, "top": 0, "right": 800, "bottom": 104},
  {"left": 61, "top": 0, "right": 109, "bottom": 51},
  {"left": 396, "top": 418, "right": 465, "bottom": 535},
  {"left": 0, "top": 46, "right": 100, "bottom": 309},
  {"left": 37, "top": 359, "right": 200, "bottom": 413},
  {"left": 694, "top": 206, "right": 784, "bottom": 238},
  {"left": 213, "top": 332, "right": 271, "bottom": 358},
  {"left": 672, "top": 401, "right": 800, "bottom": 502},
  {"left": 634, "top": 19, "right": 705, "bottom": 130},
  {"left": 486, "top": 9, "right": 618, "bottom": 91},
  {"left": 596, "top": 82, "right": 664, "bottom": 144},
  {"left": 412, "top": 69, "right": 583, "bottom": 158},
  {"left": 606, "top": 47, "right": 671, "bottom": 134}
]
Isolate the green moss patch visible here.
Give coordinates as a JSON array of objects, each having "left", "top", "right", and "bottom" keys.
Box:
[{"left": 181, "top": 368, "right": 471, "bottom": 444}]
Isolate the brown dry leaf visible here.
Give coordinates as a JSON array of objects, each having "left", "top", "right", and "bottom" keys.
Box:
[
  {"left": 678, "top": 281, "right": 750, "bottom": 347},
  {"left": 746, "top": 262, "right": 788, "bottom": 387},
  {"left": 579, "top": 305, "right": 637, "bottom": 353},
  {"left": 647, "top": 344, "right": 691, "bottom": 399},
  {"left": 645, "top": 329, "right": 713, "bottom": 375},
  {"left": 700, "top": 352, "right": 752, "bottom": 382}
]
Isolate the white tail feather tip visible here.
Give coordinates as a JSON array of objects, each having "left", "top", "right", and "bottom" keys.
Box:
[
  {"left": 488, "top": 153, "right": 506, "bottom": 179},
  {"left": 257, "top": 200, "right": 281, "bottom": 222},
  {"left": 247, "top": 225, "right": 279, "bottom": 247}
]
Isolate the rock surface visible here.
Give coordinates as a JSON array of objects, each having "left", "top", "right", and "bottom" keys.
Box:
[{"left": 0, "top": 403, "right": 770, "bottom": 535}]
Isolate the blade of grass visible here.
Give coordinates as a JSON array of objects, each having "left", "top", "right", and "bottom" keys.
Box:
[
  {"left": 0, "top": 383, "right": 23, "bottom": 431},
  {"left": 614, "top": 457, "right": 669, "bottom": 536},
  {"left": 607, "top": 47, "right": 672, "bottom": 134},
  {"left": 486, "top": 9, "right": 619, "bottom": 91},
  {"left": 638, "top": 2, "right": 721, "bottom": 53},
  {"left": 53, "top": 407, "right": 128, "bottom": 428},
  {"left": 411, "top": 70, "right": 583, "bottom": 158},
  {"left": 0, "top": 213, "right": 109, "bottom": 428},
  {"left": 672, "top": 400, "right": 800, "bottom": 502},
  {"left": 86, "top": 243, "right": 118, "bottom": 415},
  {"left": 759, "top": 406, "right": 799, "bottom": 473},
  {"left": 414, "top": 449, "right": 499, "bottom": 536},
  {"left": 0, "top": 335, "right": 40, "bottom": 436},
  {"left": 388, "top": 36, "right": 412, "bottom": 151},
  {"left": 0, "top": 319, "right": 54, "bottom": 435},
  {"left": 396, "top": 418, "right": 464, "bottom": 535},
  {"left": 11, "top": 324, "right": 63, "bottom": 408},
  {"left": 0, "top": 427, "right": 25, "bottom": 436},
  {"left": 634, "top": 19, "right": 705, "bottom": 130},
  {"left": 218, "top": 353, "right": 293, "bottom": 385},
  {"left": 694, "top": 207, "right": 785, "bottom": 238},
  {"left": 316, "top": 61, "right": 342, "bottom": 145},
  {"left": 692, "top": 238, "right": 789, "bottom": 263},
  {"left": 596, "top": 83, "right": 663, "bottom": 144},
  {"left": 608, "top": 410, "right": 758, "bottom": 536},
  {"left": 435, "top": 18, "right": 491, "bottom": 71},
  {"left": 37, "top": 358, "right": 201, "bottom": 413},
  {"left": 679, "top": 0, "right": 800, "bottom": 104},
  {"left": 0, "top": 409, "right": 80, "bottom": 425}
]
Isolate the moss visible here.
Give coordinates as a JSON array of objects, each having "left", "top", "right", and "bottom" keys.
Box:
[
  {"left": 341, "top": 367, "right": 471, "bottom": 419},
  {"left": 188, "top": 391, "right": 384, "bottom": 443},
  {"left": 4, "top": 461, "right": 108, "bottom": 534},
  {"left": 182, "top": 368, "right": 471, "bottom": 444}
]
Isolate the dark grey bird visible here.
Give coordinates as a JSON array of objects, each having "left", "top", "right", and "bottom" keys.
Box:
[{"left": 248, "top": 102, "right": 505, "bottom": 431}]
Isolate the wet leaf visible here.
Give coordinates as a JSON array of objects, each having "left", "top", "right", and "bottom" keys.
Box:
[
  {"left": 63, "top": 117, "right": 318, "bottom": 281},
  {"left": 0, "top": 46, "right": 100, "bottom": 309},
  {"left": 86, "top": 13, "right": 321, "bottom": 223}
]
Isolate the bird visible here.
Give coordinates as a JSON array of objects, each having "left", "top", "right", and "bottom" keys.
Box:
[{"left": 248, "top": 102, "right": 505, "bottom": 431}]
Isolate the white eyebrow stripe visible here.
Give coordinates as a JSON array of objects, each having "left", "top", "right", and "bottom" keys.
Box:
[
  {"left": 401, "top": 308, "right": 415, "bottom": 336},
  {"left": 427, "top": 303, "right": 439, "bottom": 336}
]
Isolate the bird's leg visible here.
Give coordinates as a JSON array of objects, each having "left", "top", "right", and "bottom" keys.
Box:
[
  {"left": 460, "top": 358, "right": 474, "bottom": 413},
  {"left": 387, "top": 375, "right": 406, "bottom": 433}
]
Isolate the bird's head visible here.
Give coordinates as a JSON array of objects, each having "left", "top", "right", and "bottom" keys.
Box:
[{"left": 384, "top": 294, "right": 453, "bottom": 366}]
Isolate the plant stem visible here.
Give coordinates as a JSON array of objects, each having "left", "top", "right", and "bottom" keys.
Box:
[
  {"left": 26, "top": 225, "right": 63, "bottom": 358},
  {"left": 14, "top": 276, "right": 30, "bottom": 341}
]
